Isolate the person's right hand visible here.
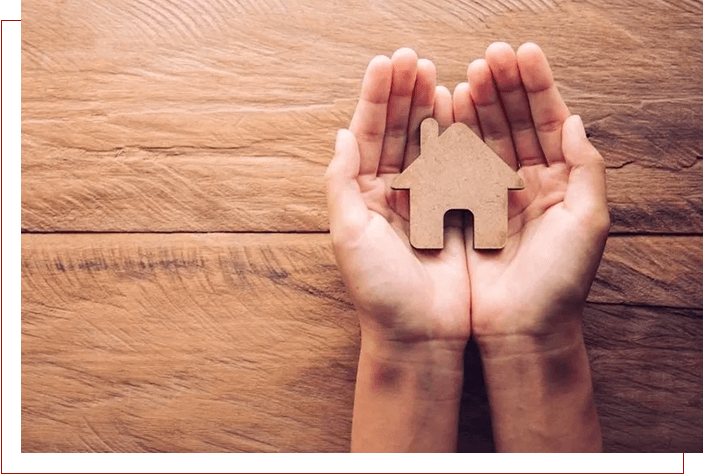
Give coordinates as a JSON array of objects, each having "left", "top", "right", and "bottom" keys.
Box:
[{"left": 327, "top": 49, "right": 474, "bottom": 452}]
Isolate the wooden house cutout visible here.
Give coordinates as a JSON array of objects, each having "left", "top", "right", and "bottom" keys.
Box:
[{"left": 392, "top": 118, "right": 524, "bottom": 250}]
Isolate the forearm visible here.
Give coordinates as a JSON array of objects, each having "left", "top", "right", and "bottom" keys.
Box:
[
  {"left": 478, "top": 321, "right": 602, "bottom": 452},
  {"left": 351, "top": 337, "right": 465, "bottom": 452}
]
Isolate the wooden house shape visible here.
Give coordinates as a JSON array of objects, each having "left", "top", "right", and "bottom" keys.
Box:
[{"left": 392, "top": 118, "right": 524, "bottom": 250}]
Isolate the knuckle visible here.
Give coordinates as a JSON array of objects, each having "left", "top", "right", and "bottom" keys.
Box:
[
  {"left": 481, "top": 124, "right": 510, "bottom": 142},
  {"left": 574, "top": 199, "right": 610, "bottom": 239},
  {"left": 591, "top": 150, "right": 605, "bottom": 163},
  {"left": 593, "top": 153, "right": 607, "bottom": 170},
  {"left": 587, "top": 155, "right": 607, "bottom": 179},
  {"left": 359, "top": 129, "right": 385, "bottom": 142},
  {"left": 590, "top": 206, "right": 611, "bottom": 238},
  {"left": 535, "top": 118, "right": 563, "bottom": 135},
  {"left": 508, "top": 116, "right": 534, "bottom": 133},
  {"left": 601, "top": 207, "right": 612, "bottom": 233}
]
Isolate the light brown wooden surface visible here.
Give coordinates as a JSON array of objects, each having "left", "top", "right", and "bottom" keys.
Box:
[
  {"left": 21, "top": 0, "right": 703, "bottom": 453},
  {"left": 21, "top": 234, "right": 358, "bottom": 453},
  {"left": 21, "top": 234, "right": 703, "bottom": 452},
  {"left": 21, "top": 0, "right": 703, "bottom": 233}
]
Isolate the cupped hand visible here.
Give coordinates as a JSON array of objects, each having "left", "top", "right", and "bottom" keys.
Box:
[
  {"left": 326, "top": 48, "right": 470, "bottom": 351},
  {"left": 452, "top": 42, "right": 610, "bottom": 345}
]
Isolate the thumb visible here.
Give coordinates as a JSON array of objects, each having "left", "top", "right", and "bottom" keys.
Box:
[
  {"left": 325, "top": 129, "right": 369, "bottom": 244},
  {"left": 562, "top": 115, "right": 609, "bottom": 220}
]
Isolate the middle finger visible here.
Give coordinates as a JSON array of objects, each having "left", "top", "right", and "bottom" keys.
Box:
[
  {"left": 467, "top": 58, "right": 518, "bottom": 170},
  {"left": 485, "top": 42, "right": 546, "bottom": 168}
]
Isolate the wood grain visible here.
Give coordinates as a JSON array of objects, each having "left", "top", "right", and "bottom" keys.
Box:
[
  {"left": 21, "top": 233, "right": 703, "bottom": 452},
  {"left": 21, "top": 233, "right": 357, "bottom": 452},
  {"left": 583, "top": 304, "right": 703, "bottom": 453},
  {"left": 21, "top": 0, "right": 703, "bottom": 233},
  {"left": 20, "top": 233, "right": 703, "bottom": 309},
  {"left": 21, "top": 0, "right": 703, "bottom": 455},
  {"left": 592, "top": 236, "right": 703, "bottom": 308}
]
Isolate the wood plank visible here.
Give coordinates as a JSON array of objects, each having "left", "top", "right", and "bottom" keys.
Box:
[
  {"left": 21, "top": 0, "right": 703, "bottom": 233},
  {"left": 591, "top": 236, "right": 703, "bottom": 308},
  {"left": 584, "top": 304, "right": 703, "bottom": 453},
  {"left": 21, "top": 141, "right": 703, "bottom": 234},
  {"left": 21, "top": 233, "right": 358, "bottom": 452},
  {"left": 19, "top": 234, "right": 703, "bottom": 309},
  {"left": 22, "top": 234, "right": 703, "bottom": 452}
]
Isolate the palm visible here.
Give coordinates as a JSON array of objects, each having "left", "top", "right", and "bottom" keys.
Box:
[
  {"left": 453, "top": 43, "right": 609, "bottom": 338},
  {"left": 470, "top": 164, "right": 577, "bottom": 335},
  {"left": 327, "top": 49, "right": 470, "bottom": 345},
  {"left": 355, "top": 175, "right": 469, "bottom": 340}
]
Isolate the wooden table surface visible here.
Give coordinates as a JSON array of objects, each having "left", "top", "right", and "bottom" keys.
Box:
[{"left": 21, "top": 0, "right": 703, "bottom": 452}]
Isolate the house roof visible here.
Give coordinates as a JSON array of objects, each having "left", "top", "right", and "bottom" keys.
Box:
[{"left": 392, "top": 118, "right": 524, "bottom": 191}]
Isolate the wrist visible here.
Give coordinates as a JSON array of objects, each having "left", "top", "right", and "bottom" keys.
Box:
[
  {"left": 476, "top": 313, "right": 585, "bottom": 360},
  {"left": 476, "top": 321, "right": 601, "bottom": 452},
  {"left": 356, "top": 304, "right": 471, "bottom": 350},
  {"left": 352, "top": 332, "right": 466, "bottom": 452},
  {"left": 358, "top": 333, "right": 466, "bottom": 401},
  {"left": 472, "top": 306, "right": 583, "bottom": 359}
]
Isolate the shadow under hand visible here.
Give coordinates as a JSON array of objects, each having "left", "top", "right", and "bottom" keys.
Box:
[{"left": 457, "top": 339, "right": 495, "bottom": 452}]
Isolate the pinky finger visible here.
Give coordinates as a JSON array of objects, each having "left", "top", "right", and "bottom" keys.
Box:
[{"left": 433, "top": 85, "right": 454, "bottom": 128}]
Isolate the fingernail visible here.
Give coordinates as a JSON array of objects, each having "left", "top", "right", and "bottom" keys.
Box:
[
  {"left": 573, "top": 115, "right": 587, "bottom": 139},
  {"left": 334, "top": 128, "right": 342, "bottom": 149},
  {"left": 335, "top": 129, "right": 347, "bottom": 151}
]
